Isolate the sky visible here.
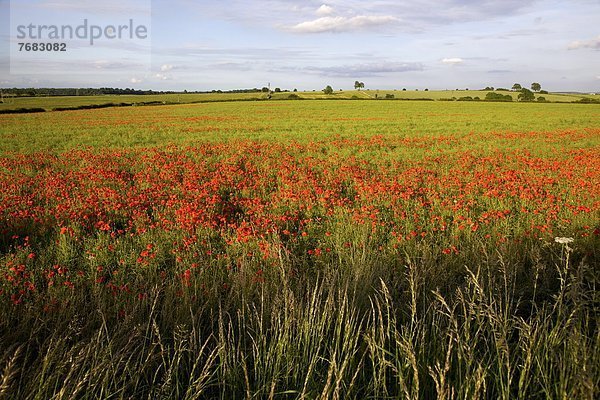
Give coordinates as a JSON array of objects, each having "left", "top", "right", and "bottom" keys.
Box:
[{"left": 1, "top": 0, "right": 599, "bottom": 91}]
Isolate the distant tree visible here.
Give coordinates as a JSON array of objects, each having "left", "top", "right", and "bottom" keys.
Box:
[
  {"left": 483, "top": 86, "right": 494, "bottom": 91},
  {"left": 402, "top": 88, "right": 407, "bottom": 91},
  {"left": 424, "top": 88, "right": 429, "bottom": 91},
  {"left": 293, "top": 88, "right": 298, "bottom": 92},
  {"left": 512, "top": 83, "right": 522, "bottom": 91},
  {"left": 261, "top": 87, "right": 269, "bottom": 92},
  {"left": 354, "top": 81, "right": 365, "bottom": 90},
  {"left": 537, "top": 96, "right": 546, "bottom": 102},
  {"left": 531, "top": 82, "right": 541, "bottom": 92},
  {"left": 385, "top": 93, "right": 395, "bottom": 99},
  {"left": 518, "top": 88, "right": 535, "bottom": 101},
  {"left": 323, "top": 85, "right": 334, "bottom": 95},
  {"left": 539, "top": 90, "right": 548, "bottom": 94},
  {"left": 274, "top": 87, "right": 281, "bottom": 92}
]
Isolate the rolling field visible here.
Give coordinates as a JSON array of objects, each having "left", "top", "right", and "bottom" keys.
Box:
[
  {"left": 0, "top": 100, "right": 599, "bottom": 398},
  {"left": 0, "top": 92, "right": 266, "bottom": 112},
  {"left": 0, "top": 89, "right": 594, "bottom": 112}
]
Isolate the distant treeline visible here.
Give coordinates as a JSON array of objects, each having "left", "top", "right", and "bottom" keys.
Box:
[{"left": 0, "top": 87, "right": 266, "bottom": 97}]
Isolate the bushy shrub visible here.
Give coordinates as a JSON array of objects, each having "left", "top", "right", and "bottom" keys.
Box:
[
  {"left": 573, "top": 97, "right": 600, "bottom": 104},
  {"left": 485, "top": 92, "right": 513, "bottom": 102},
  {"left": 0, "top": 107, "right": 46, "bottom": 114}
]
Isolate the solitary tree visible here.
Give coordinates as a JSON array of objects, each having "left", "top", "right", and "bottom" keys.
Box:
[
  {"left": 354, "top": 81, "right": 365, "bottom": 90},
  {"left": 512, "top": 83, "right": 522, "bottom": 91},
  {"left": 531, "top": 82, "right": 541, "bottom": 92},
  {"left": 323, "top": 85, "right": 334, "bottom": 95}
]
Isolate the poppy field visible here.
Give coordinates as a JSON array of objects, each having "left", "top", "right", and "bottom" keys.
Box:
[{"left": 0, "top": 100, "right": 599, "bottom": 399}]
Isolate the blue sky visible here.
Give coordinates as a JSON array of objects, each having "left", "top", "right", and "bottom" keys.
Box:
[{"left": 1, "top": 0, "right": 599, "bottom": 91}]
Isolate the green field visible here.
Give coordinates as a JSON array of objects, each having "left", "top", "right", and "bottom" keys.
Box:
[
  {"left": 0, "top": 92, "right": 265, "bottom": 111},
  {"left": 2, "top": 100, "right": 599, "bottom": 153},
  {"left": 0, "top": 100, "right": 599, "bottom": 399},
  {"left": 0, "top": 89, "right": 595, "bottom": 112}
]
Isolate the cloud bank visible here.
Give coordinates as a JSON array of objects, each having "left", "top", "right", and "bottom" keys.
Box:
[
  {"left": 289, "top": 15, "right": 398, "bottom": 33},
  {"left": 568, "top": 36, "right": 600, "bottom": 50},
  {"left": 300, "top": 61, "right": 424, "bottom": 77},
  {"left": 441, "top": 58, "right": 464, "bottom": 65}
]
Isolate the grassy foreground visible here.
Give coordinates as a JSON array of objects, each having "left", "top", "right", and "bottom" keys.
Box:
[{"left": 0, "top": 100, "right": 599, "bottom": 399}]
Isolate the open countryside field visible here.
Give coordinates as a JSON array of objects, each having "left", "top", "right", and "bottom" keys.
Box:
[
  {"left": 2, "top": 100, "right": 599, "bottom": 152},
  {"left": 0, "top": 89, "right": 595, "bottom": 112},
  {"left": 0, "top": 92, "right": 265, "bottom": 112},
  {"left": 1, "top": 100, "right": 599, "bottom": 398}
]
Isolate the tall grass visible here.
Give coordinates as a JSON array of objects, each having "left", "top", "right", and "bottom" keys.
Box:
[{"left": 1, "top": 236, "right": 597, "bottom": 399}]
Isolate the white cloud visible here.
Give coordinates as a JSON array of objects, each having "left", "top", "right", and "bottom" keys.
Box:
[
  {"left": 441, "top": 57, "right": 464, "bottom": 64},
  {"left": 130, "top": 77, "right": 143, "bottom": 84},
  {"left": 160, "top": 64, "right": 174, "bottom": 71},
  {"left": 316, "top": 4, "right": 334, "bottom": 16},
  {"left": 289, "top": 15, "right": 398, "bottom": 33},
  {"left": 155, "top": 73, "right": 170, "bottom": 80},
  {"left": 568, "top": 36, "right": 600, "bottom": 50}
]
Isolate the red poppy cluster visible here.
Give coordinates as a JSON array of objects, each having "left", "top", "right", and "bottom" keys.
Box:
[{"left": 1, "top": 131, "right": 598, "bottom": 305}]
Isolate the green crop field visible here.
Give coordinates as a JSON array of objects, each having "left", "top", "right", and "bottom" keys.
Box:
[
  {"left": 2, "top": 100, "right": 599, "bottom": 153},
  {"left": 0, "top": 89, "right": 594, "bottom": 113},
  {"left": 1, "top": 100, "right": 599, "bottom": 399},
  {"left": 0, "top": 92, "right": 266, "bottom": 112}
]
